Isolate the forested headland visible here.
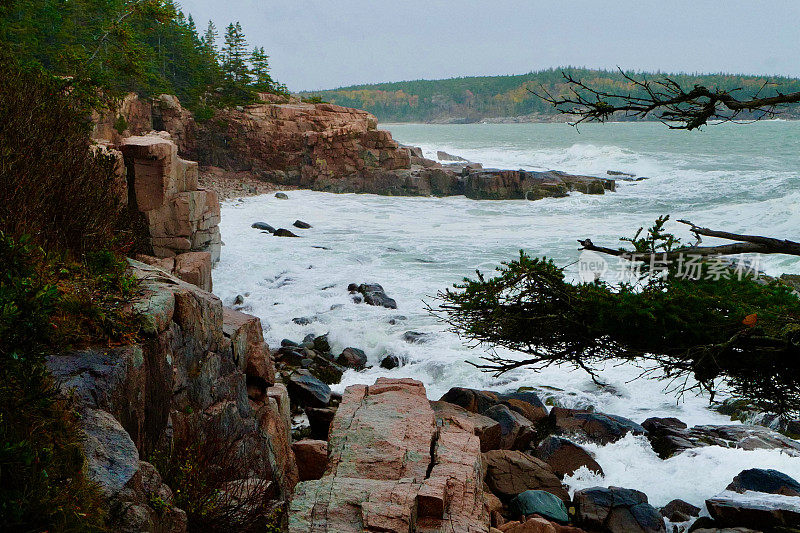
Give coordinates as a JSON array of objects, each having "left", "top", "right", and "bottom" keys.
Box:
[
  {"left": 0, "top": 0, "right": 286, "bottom": 113},
  {"left": 305, "top": 68, "right": 800, "bottom": 123}
]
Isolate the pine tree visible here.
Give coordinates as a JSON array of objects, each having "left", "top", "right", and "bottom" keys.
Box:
[
  {"left": 250, "top": 46, "right": 273, "bottom": 91},
  {"left": 202, "top": 20, "right": 218, "bottom": 58},
  {"left": 221, "top": 22, "right": 250, "bottom": 85}
]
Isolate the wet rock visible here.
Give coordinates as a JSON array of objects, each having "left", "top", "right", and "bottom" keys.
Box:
[
  {"left": 274, "top": 228, "right": 299, "bottom": 237},
  {"left": 289, "top": 378, "right": 489, "bottom": 532},
  {"left": 379, "top": 353, "right": 404, "bottom": 369},
  {"left": 660, "top": 499, "right": 700, "bottom": 522},
  {"left": 483, "top": 449, "right": 569, "bottom": 501},
  {"left": 484, "top": 404, "right": 537, "bottom": 450},
  {"left": 437, "top": 150, "right": 469, "bottom": 162},
  {"left": 499, "top": 391, "right": 548, "bottom": 423},
  {"left": 726, "top": 468, "right": 800, "bottom": 496},
  {"left": 292, "top": 316, "right": 313, "bottom": 325},
  {"left": 307, "top": 356, "right": 345, "bottom": 385},
  {"left": 251, "top": 221, "right": 276, "bottom": 232},
  {"left": 402, "top": 330, "right": 430, "bottom": 343},
  {"left": 440, "top": 387, "right": 500, "bottom": 414},
  {"left": 306, "top": 406, "right": 337, "bottom": 441},
  {"left": 337, "top": 347, "right": 367, "bottom": 370},
  {"left": 387, "top": 315, "right": 407, "bottom": 324},
  {"left": 510, "top": 490, "right": 569, "bottom": 523},
  {"left": 642, "top": 418, "right": 800, "bottom": 458},
  {"left": 532, "top": 436, "right": 603, "bottom": 479},
  {"left": 275, "top": 192, "right": 289, "bottom": 199},
  {"left": 293, "top": 219, "right": 312, "bottom": 229},
  {"left": 573, "top": 486, "right": 665, "bottom": 533},
  {"left": 550, "top": 407, "right": 646, "bottom": 444},
  {"left": 354, "top": 283, "right": 397, "bottom": 308},
  {"left": 233, "top": 294, "right": 245, "bottom": 305},
  {"left": 705, "top": 490, "right": 800, "bottom": 530},
  {"left": 292, "top": 439, "right": 328, "bottom": 481},
  {"left": 431, "top": 400, "right": 503, "bottom": 452},
  {"left": 312, "top": 333, "right": 331, "bottom": 353},
  {"left": 276, "top": 346, "right": 306, "bottom": 367},
  {"left": 287, "top": 370, "right": 331, "bottom": 408},
  {"left": 281, "top": 338, "right": 300, "bottom": 347}
]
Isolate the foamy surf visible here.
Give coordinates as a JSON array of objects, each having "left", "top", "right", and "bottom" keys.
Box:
[{"left": 213, "top": 120, "right": 800, "bottom": 507}]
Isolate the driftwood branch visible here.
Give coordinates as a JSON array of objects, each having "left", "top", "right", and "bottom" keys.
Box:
[
  {"left": 533, "top": 68, "right": 800, "bottom": 130},
  {"left": 579, "top": 221, "right": 800, "bottom": 260}
]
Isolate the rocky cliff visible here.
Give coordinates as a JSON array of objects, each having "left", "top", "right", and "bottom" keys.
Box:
[
  {"left": 47, "top": 260, "right": 296, "bottom": 532},
  {"left": 95, "top": 93, "right": 615, "bottom": 201}
]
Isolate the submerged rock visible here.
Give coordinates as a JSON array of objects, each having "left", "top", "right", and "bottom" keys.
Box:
[
  {"left": 642, "top": 417, "right": 800, "bottom": 458},
  {"left": 275, "top": 192, "right": 289, "bottom": 199},
  {"left": 351, "top": 282, "right": 397, "bottom": 309},
  {"left": 402, "top": 330, "right": 430, "bottom": 343},
  {"left": 379, "top": 353, "right": 405, "bottom": 369},
  {"left": 274, "top": 228, "right": 299, "bottom": 237},
  {"left": 251, "top": 221, "right": 276, "bottom": 232}
]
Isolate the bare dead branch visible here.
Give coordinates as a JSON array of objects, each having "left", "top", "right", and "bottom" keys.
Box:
[{"left": 531, "top": 68, "right": 800, "bottom": 130}]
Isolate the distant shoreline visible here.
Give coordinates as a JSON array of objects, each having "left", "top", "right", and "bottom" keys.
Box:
[{"left": 381, "top": 117, "right": 800, "bottom": 126}]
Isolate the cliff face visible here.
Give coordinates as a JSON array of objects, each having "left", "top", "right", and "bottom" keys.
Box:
[
  {"left": 96, "top": 93, "right": 615, "bottom": 201},
  {"left": 47, "top": 261, "right": 296, "bottom": 532},
  {"left": 192, "top": 94, "right": 411, "bottom": 184}
]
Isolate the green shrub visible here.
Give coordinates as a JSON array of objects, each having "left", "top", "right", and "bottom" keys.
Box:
[
  {"left": 0, "top": 55, "right": 142, "bottom": 531},
  {"left": 301, "top": 95, "right": 326, "bottom": 104},
  {"left": 194, "top": 105, "right": 216, "bottom": 123},
  {"left": 0, "top": 52, "right": 124, "bottom": 255},
  {"left": 151, "top": 419, "right": 280, "bottom": 533},
  {"left": 437, "top": 218, "right": 800, "bottom": 416},
  {"left": 0, "top": 232, "right": 109, "bottom": 532},
  {"left": 113, "top": 114, "right": 129, "bottom": 134}
]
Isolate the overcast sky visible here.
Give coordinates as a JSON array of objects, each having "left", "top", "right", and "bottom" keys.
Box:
[{"left": 179, "top": 0, "right": 800, "bottom": 92}]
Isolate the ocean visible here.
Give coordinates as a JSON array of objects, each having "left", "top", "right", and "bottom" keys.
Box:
[{"left": 213, "top": 120, "right": 800, "bottom": 507}]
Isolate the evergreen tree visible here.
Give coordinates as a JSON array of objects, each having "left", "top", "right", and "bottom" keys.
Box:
[
  {"left": 202, "top": 20, "right": 218, "bottom": 58},
  {"left": 250, "top": 46, "right": 277, "bottom": 92},
  {"left": 221, "top": 22, "right": 250, "bottom": 84}
]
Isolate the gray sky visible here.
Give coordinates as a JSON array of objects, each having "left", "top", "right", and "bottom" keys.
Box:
[{"left": 179, "top": 0, "right": 800, "bottom": 92}]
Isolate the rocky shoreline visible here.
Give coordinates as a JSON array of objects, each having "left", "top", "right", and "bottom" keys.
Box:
[
  {"left": 95, "top": 92, "right": 616, "bottom": 203},
  {"left": 65, "top": 93, "right": 800, "bottom": 532}
]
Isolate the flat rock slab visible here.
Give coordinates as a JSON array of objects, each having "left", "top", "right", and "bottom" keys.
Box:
[{"left": 289, "top": 377, "right": 489, "bottom": 532}]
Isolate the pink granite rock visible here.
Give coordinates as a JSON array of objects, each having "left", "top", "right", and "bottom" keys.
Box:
[{"left": 289, "top": 377, "right": 490, "bottom": 532}]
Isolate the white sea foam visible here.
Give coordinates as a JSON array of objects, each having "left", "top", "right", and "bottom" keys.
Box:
[
  {"left": 564, "top": 434, "right": 800, "bottom": 508},
  {"left": 213, "top": 121, "right": 800, "bottom": 506}
]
